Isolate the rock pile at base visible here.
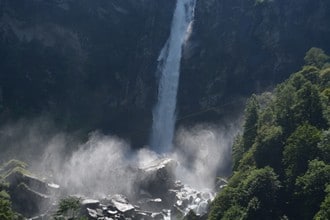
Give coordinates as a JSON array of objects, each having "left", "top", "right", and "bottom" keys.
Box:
[
  {"left": 70, "top": 159, "right": 215, "bottom": 219},
  {"left": 30, "top": 158, "right": 224, "bottom": 219},
  {"left": 69, "top": 187, "right": 212, "bottom": 220},
  {"left": 81, "top": 195, "right": 168, "bottom": 220}
]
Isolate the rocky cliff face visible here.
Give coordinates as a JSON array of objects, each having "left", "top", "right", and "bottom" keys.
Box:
[
  {"left": 179, "top": 0, "right": 330, "bottom": 118},
  {"left": 0, "top": 0, "right": 330, "bottom": 146},
  {"left": 0, "top": 0, "right": 175, "bottom": 145}
]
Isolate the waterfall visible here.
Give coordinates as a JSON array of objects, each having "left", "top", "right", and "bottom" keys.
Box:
[{"left": 150, "top": 0, "right": 196, "bottom": 153}]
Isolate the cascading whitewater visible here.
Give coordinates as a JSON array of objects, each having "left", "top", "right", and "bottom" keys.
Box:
[{"left": 150, "top": 0, "right": 196, "bottom": 153}]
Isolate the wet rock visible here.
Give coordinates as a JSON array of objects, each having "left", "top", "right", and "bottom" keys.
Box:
[
  {"left": 107, "top": 208, "right": 118, "bottom": 216},
  {"left": 201, "top": 192, "right": 211, "bottom": 200},
  {"left": 138, "top": 198, "right": 163, "bottom": 212},
  {"left": 0, "top": 160, "right": 60, "bottom": 217},
  {"left": 138, "top": 158, "right": 177, "bottom": 197},
  {"left": 109, "top": 194, "right": 135, "bottom": 216},
  {"left": 172, "top": 184, "right": 215, "bottom": 217},
  {"left": 151, "top": 212, "right": 164, "bottom": 220},
  {"left": 171, "top": 205, "right": 185, "bottom": 219},
  {"left": 173, "top": 180, "right": 184, "bottom": 190},
  {"left": 135, "top": 212, "right": 153, "bottom": 220},
  {"left": 183, "top": 210, "right": 208, "bottom": 220},
  {"left": 51, "top": 157, "right": 216, "bottom": 220},
  {"left": 10, "top": 183, "right": 51, "bottom": 217},
  {"left": 196, "top": 201, "right": 208, "bottom": 216},
  {"left": 82, "top": 199, "right": 100, "bottom": 209},
  {"left": 87, "top": 208, "right": 98, "bottom": 219},
  {"left": 6, "top": 173, "right": 55, "bottom": 217},
  {"left": 215, "top": 178, "right": 228, "bottom": 190},
  {"left": 29, "top": 214, "right": 49, "bottom": 220},
  {"left": 96, "top": 208, "right": 104, "bottom": 217}
]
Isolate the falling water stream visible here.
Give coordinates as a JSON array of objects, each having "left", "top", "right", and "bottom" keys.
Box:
[{"left": 150, "top": 0, "right": 196, "bottom": 153}]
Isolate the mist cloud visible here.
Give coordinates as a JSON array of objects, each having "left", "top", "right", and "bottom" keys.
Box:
[
  {"left": 173, "top": 124, "right": 237, "bottom": 190},
  {"left": 0, "top": 117, "right": 239, "bottom": 199}
]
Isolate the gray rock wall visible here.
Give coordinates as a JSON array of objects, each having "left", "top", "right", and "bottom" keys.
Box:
[
  {"left": 179, "top": 0, "right": 330, "bottom": 121},
  {"left": 0, "top": 0, "right": 330, "bottom": 146}
]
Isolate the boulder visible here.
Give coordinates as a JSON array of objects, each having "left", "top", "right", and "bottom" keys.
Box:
[
  {"left": 135, "top": 211, "right": 154, "bottom": 220},
  {"left": 10, "top": 182, "right": 51, "bottom": 217},
  {"left": 82, "top": 199, "right": 100, "bottom": 209},
  {"left": 151, "top": 212, "right": 164, "bottom": 220},
  {"left": 137, "top": 158, "right": 177, "bottom": 198},
  {"left": 3, "top": 166, "right": 58, "bottom": 217},
  {"left": 110, "top": 194, "right": 135, "bottom": 216},
  {"left": 171, "top": 205, "right": 185, "bottom": 219},
  {"left": 87, "top": 208, "right": 98, "bottom": 219}
]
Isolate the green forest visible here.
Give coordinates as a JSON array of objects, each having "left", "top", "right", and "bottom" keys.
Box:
[{"left": 209, "top": 48, "right": 330, "bottom": 220}]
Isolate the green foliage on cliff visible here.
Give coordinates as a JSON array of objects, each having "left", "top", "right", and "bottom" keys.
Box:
[
  {"left": 0, "top": 160, "right": 28, "bottom": 219},
  {"left": 209, "top": 48, "right": 330, "bottom": 220},
  {"left": 54, "top": 196, "right": 86, "bottom": 220},
  {"left": 0, "top": 181, "right": 19, "bottom": 220},
  {"left": 314, "top": 185, "right": 330, "bottom": 220}
]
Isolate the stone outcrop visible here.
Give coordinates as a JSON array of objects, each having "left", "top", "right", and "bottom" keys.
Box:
[
  {"left": 0, "top": 160, "right": 59, "bottom": 217},
  {"left": 0, "top": 0, "right": 176, "bottom": 148},
  {"left": 179, "top": 0, "right": 330, "bottom": 120},
  {"left": 137, "top": 158, "right": 178, "bottom": 199}
]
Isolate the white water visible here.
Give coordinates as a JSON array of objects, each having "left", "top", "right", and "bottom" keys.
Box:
[{"left": 150, "top": 0, "right": 196, "bottom": 153}]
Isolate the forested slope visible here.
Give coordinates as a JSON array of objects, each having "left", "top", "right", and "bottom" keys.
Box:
[{"left": 209, "top": 48, "right": 330, "bottom": 220}]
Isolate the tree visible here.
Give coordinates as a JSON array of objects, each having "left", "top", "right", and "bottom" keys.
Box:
[
  {"left": 275, "top": 72, "right": 327, "bottom": 135},
  {"left": 240, "top": 167, "right": 281, "bottom": 215},
  {"left": 242, "top": 95, "right": 259, "bottom": 151},
  {"left": 184, "top": 210, "right": 201, "bottom": 220},
  {"left": 210, "top": 48, "right": 330, "bottom": 220},
  {"left": 318, "top": 129, "right": 330, "bottom": 163},
  {"left": 304, "top": 48, "right": 330, "bottom": 69},
  {"left": 296, "top": 65, "right": 320, "bottom": 84},
  {"left": 320, "top": 67, "right": 330, "bottom": 89},
  {"left": 313, "top": 185, "right": 330, "bottom": 220},
  {"left": 209, "top": 186, "right": 243, "bottom": 220},
  {"left": 294, "top": 82, "right": 327, "bottom": 129},
  {"left": 321, "top": 88, "right": 330, "bottom": 124},
  {"left": 274, "top": 82, "right": 298, "bottom": 135},
  {"left": 254, "top": 125, "right": 283, "bottom": 171},
  {"left": 294, "top": 160, "right": 330, "bottom": 219},
  {"left": 0, "top": 191, "right": 17, "bottom": 220},
  {"left": 54, "top": 197, "right": 82, "bottom": 220},
  {"left": 283, "top": 124, "right": 322, "bottom": 183},
  {"left": 222, "top": 205, "right": 247, "bottom": 220},
  {"left": 209, "top": 167, "right": 281, "bottom": 220},
  {"left": 232, "top": 135, "right": 244, "bottom": 171}
]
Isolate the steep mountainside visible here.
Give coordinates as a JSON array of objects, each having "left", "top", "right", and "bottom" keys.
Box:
[
  {"left": 0, "top": 0, "right": 330, "bottom": 146},
  {"left": 209, "top": 48, "right": 330, "bottom": 220},
  {"left": 0, "top": 0, "right": 175, "bottom": 144},
  {"left": 180, "top": 0, "right": 330, "bottom": 117}
]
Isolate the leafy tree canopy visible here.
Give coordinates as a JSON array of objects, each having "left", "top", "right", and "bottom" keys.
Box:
[{"left": 209, "top": 48, "right": 330, "bottom": 220}]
